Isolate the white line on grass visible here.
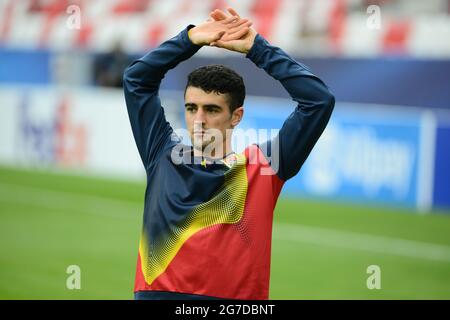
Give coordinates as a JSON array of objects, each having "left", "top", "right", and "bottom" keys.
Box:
[
  {"left": 0, "top": 182, "right": 141, "bottom": 220},
  {"left": 2, "top": 181, "right": 450, "bottom": 262},
  {"left": 274, "top": 223, "right": 450, "bottom": 263}
]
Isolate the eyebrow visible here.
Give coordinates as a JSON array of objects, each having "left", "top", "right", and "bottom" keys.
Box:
[{"left": 184, "top": 103, "right": 223, "bottom": 110}]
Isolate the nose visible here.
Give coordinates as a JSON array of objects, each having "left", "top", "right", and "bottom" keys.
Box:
[{"left": 193, "top": 108, "right": 206, "bottom": 125}]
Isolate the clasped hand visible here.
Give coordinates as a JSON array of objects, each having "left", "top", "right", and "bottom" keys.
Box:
[{"left": 189, "top": 7, "right": 257, "bottom": 54}]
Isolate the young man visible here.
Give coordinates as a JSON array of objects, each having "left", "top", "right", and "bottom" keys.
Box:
[{"left": 123, "top": 8, "right": 335, "bottom": 300}]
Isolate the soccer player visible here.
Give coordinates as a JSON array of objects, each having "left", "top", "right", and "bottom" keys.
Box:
[{"left": 123, "top": 8, "right": 335, "bottom": 300}]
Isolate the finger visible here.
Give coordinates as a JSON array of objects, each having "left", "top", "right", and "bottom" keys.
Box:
[
  {"left": 213, "top": 39, "right": 238, "bottom": 50},
  {"left": 222, "top": 27, "right": 250, "bottom": 41},
  {"left": 211, "top": 30, "right": 226, "bottom": 43},
  {"left": 226, "top": 20, "right": 252, "bottom": 34},
  {"left": 221, "top": 22, "right": 252, "bottom": 41},
  {"left": 228, "top": 18, "right": 249, "bottom": 29},
  {"left": 222, "top": 15, "right": 239, "bottom": 25},
  {"left": 210, "top": 10, "right": 226, "bottom": 21},
  {"left": 210, "top": 39, "right": 225, "bottom": 48},
  {"left": 213, "top": 9, "right": 229, "bottom": 21},
  {"left": 209, "top": 12, "right": 218, "bottom": 21},
  {"left": 229, "top": 27, "right": 249, "bottom": 40},
  {"left": 227, "top": 7, "right": 240, "bottom": 18},
  {"left": 224, "top": 18, "right": 248, "bottom": 31},
  {"left": 210, "top": 40, "right": 229, "bottom": 48}
]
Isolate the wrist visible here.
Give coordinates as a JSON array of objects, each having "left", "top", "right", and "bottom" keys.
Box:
[
  {"left": 187, "top": 27, "right": 195, "bottom": 43},
  {"left": 188, "top": 26, "right": 203, "bottom": 46},
  {"left": 243, "top": 43, "right": 253, "bottom": 55},
  {"left": 243, "top": 31, "right": 258, "bottom": 55},
  {"left": 187, "top": 26, "right": 197, "bottom": 45}
]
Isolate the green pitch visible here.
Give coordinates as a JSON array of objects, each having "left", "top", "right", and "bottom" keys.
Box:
[{"left": 1, "top": 165, "right": 449, "bottom": 299}]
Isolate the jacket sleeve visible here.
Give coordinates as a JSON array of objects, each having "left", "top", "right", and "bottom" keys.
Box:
[
  {"left": 247, "top": 34, "right": 335, "bottom": 181},
  {"left": 123, "top": 26, "right": 201, "bottom": 169}
]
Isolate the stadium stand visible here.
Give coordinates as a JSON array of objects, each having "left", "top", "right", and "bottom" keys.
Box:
[{"left": 0, "top": 0, "right": 450, "bottom": 56}]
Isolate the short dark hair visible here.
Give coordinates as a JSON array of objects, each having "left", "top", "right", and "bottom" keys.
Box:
[{"left": 185, "top": 65, "right": 245, "bottom": 113}]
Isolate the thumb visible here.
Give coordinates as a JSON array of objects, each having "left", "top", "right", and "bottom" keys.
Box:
[
  {"left": 211, "top": 39, "right": 234, "bottom": 50},
  {"left": 212, "top": 39, "right": 246, "bottom": 54},
  {"left": 211, "top": 31, "right": 225, "bottom": 42}
]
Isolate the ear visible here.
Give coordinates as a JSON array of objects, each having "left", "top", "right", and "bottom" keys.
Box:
[{"left": 231, "top": 107, "right": 244, "bottom": 127}]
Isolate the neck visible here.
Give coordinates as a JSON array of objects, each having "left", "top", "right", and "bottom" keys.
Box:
[
  {"left": 218, "top": 141, "right": 234, "bottom": 159},
  {"left": 194, "top": 140, "right": 234, "bottom": 160}
]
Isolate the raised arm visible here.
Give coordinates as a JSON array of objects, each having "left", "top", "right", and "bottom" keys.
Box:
[
  {"left": 247, "top": 35, "right": 335, "bottom": 181},
  {"left": 123, "top": 17, "right": 252, "bottom": 169},
  {"left": 210, "top": 8, "right": 335, "bottom": 181},
  {"left": 123, "top": 27, "right": 200, "bottom": 169}
]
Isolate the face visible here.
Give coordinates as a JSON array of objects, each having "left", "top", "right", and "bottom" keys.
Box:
[{"left": 184, "top": 86, "right": 243, "bottom": 155}]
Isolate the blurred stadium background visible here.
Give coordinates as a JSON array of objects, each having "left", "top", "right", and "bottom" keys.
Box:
[{"left": 1, "top": 0, "right": 450, "bottom": 299}]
